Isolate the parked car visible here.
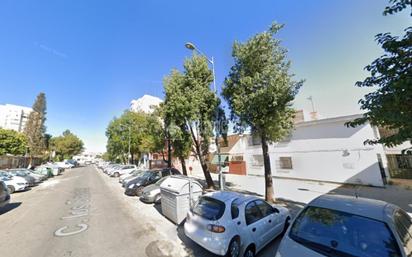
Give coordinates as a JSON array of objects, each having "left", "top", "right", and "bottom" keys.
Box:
[
  {"left": 0, "top": 172, "right": 29, "bottom": 193},
  {"left": 139, "top": 176, "right": 170, "bottom": 204},
  {"left": 42, "top": 163, "right": 63, "bottom": 176},
  {"left": 66, "top": 159, "right": 79, "bottom": 167},
  {"left": 34, "top": 166, "right": 54, "bottom": 178},
  {"left": 7, "top": 169, "right": 36, "bottom": 186},
  {"left": 0, "top": 180, "right": 10, "bottom": 208},
  {"left": 125, "top": 168, "right": 181, "bottom": 196},
  {"left": 119, "top": 169, "right": 144, "bottom": 184},
  {"left": 184, "top": 191, "right": 290, "bottom": 257},
  {"left": 104, "top": 164, "right": 121, "bottom": 174},
  {"left": 109, "top": 165, "right": 137, "bottom": 177},
  {"left": 55, "top": 161, "right": 74, "bottom": 169},
  {"left": 276, "top": 194, "right": 412, "bottom": 257}
]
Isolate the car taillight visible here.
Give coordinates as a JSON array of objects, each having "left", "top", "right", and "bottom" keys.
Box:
[{"left": 207, "top": 224, "right": 225, "bottom": 233}]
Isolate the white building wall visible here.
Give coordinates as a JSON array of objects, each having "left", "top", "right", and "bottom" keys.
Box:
[
  {"left": 242, "top": 115, "right": 387, "bottom": 187},
  {"left": 0, "top": 104, "right": 32, "bottom": 132}
]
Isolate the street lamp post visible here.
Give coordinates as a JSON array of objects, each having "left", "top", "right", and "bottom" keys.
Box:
[{"left": 185, "top": 42, "right": 224, "bottom": 191}]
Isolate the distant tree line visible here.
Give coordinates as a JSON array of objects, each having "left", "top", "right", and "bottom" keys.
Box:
[{"left": 0, "top": 92, "right": 84, "bottom": 164}]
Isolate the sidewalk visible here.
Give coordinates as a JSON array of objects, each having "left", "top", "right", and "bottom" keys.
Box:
[{"left": 192, "top": 173, "right": 412, "bottom": 215}]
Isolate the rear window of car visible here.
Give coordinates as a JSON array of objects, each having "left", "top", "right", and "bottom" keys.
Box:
[
  {"left": 290, "top": 206, "right": 402, "bottom": 257},
  {"left": 192, "top": 196, "right": 225, "bottom": 221},
  {"left": 394, "top": 209, "right": 412, "bottom": 256}
]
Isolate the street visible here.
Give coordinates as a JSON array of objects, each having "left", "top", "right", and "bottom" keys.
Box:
[{"left": 0, "top": 167, "right": 282, "bottom": 257}]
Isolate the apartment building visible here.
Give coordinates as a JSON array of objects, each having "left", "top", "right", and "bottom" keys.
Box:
[{"left": 0, "top": 104, "right": 33, "bottom": 132}]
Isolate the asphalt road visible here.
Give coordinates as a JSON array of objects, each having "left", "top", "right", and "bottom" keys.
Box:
[
  {"left": 0, "top": 166, "right": 177, "bottom": 257},
  {"left": 0, "top": 166, "right": 283, "bottom": 257}
]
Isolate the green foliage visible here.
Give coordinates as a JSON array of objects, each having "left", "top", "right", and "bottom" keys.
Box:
[
  {"left": 346, "top": 1, "right": 411, "bottom": 147},
  {"left": 24, "top": 92, "right": 47, "bottom": 157},
  {"left": 0, "top": 128, "right": 28, "bottom": 155},
  {"left": 383, "top": 0, "right": 411, "bottom": 15},
  {"left": 162, "top": 55, "right": 223, "bottom": 188},
  {"left": 105, "top": 111, "right": 164, "bottom": 163},
  {"left": 223, "top": 22, "right": 303, "bottom": 142},
  {"left": 223, "top": 22, "right": 302, "bottom": 201},
  {"left": 50, "top": 130, "right": 84, "bottom": 160}
]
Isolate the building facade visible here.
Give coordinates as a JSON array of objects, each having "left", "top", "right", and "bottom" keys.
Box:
[
  {"left": 0, "top": 104, "right": 33, "bottom": 132},
  {"left": 129, "top": 94, "right": 162, "bottom": 114},
  {"left": 201, "top": 114, "right": 412, "bottom": 187}
]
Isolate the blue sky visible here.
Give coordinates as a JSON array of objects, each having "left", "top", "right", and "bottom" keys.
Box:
[{"left": 0, "top": 0, "right": 409, "bottom": 152}]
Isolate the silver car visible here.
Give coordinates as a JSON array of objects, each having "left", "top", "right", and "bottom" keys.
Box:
[
  {"left": 276, "top": 194, "right": 412, "bottom": 257},
  {"left": 139, "top": 176, "right": 170, "bottom": 204}
]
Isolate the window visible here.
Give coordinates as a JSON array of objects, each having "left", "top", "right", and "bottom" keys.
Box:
[
  {"left": 255, "top": 200, "right": 275, "bottom": 217},
  {"left": 231, "top": 199, "right": 240, "bottom": 219},
  {"left": 245, "top": 201, "right": 263, "bottom": 225},
  {"left": 192, "top": 197, "right": 225, "bottom": 221},
  {"left": 161, "top": 169, "right": 171, "bottom": 177},
  {"left": 279, "top": 157, "right": 293, "bottom": 169},
  {"left": 394, "top": 210, "right": 412, "bottom": 257},
  {"left": 290, "top": 206, "right": 402, "bottom": 257},
  {"left": 251, "top": 155, "right": 264, "bottom": 167}
]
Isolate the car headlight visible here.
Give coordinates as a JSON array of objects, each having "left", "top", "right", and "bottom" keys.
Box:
[{"left": 128, "top": 184, "right": 135, "bottom": 189}]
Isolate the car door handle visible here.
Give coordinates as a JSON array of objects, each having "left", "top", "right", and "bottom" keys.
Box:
[
  {"left": 268, "top": 219, "right": 272, "bottom": 223},
  {"left": 252, "top": 228, "right": 256, "bottom": 232},
  {"left": 237, "top": 221, "right": 241, "bottom": 225}
]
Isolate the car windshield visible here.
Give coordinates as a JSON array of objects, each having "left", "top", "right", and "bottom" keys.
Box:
[
  {"left": 192, "top": 196, "right": 225, "bottom": 221},
  {"left": 140, "top": 171, "right": 156, "bottom": 180},
  {"left": 290, "top": 206, "right": 402, "bottom": 257},
  {"left": 155, "top": 176, "right": 168, "bottom": 186}
]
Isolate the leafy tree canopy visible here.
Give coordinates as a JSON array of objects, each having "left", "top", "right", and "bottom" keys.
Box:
[
  {"left": 24, "top": 92, "right": 47, "bottom": 157},
  {"left": 223, "top": 23, "right": 303, "bottom": 142},
  {"left": 105, "top": 111, "right": 164, "bottom": 163},
  {"left": 50, "top": 130, "right": 84, "bottom": 161},
  {"left": 0, "top": 128, "right": 28, "bottom": 156},
  {"left": 346, "top": 0, "right": 411, "bottom": 147}
]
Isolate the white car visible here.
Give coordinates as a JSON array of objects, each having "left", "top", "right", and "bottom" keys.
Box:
[
  {"left": 184, "top": 191, "right": 290, "bottom": 257},
  {"left": 55, "top": 161, "right": 74, "bottom": 169},
  {"left": 0, "top": 174, "right": 29, "bottom": 193},
  {"left": 42, "top": 163, "right": 63, "bottom": 176},
  {"left": 109, "top": 165, "right": 137, "bottom": 177}
]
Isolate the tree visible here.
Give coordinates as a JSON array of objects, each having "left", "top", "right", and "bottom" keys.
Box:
[
  {"left": 0, "top": 128, "right": 28, "bottom": 155},
  {"left": 24, "top": 93, "right": 47, "bottom": 163},
  {"left": 105, "top": 111, "right": 164, "bottom": 164},
  {"left": 346, "top": 1, "right": 411, "bottom": 149},
  {"left": 223, "top": 23, "right": 303, "bottom": 202},
  {"left": 50, "top": 130, "right": 84, "bottom": 160},
  {"left": 162, "top": 55, "right": 221, "bottom": 189}
]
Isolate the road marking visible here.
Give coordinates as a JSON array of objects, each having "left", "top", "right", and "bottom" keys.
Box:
[{"left": 54, "top": 224, "right": 88, "bottom": 237}]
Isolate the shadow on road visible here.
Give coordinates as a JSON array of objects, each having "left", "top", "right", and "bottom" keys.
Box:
[{"left": 0, "top": 202, "right": 22, "bottom": 215}]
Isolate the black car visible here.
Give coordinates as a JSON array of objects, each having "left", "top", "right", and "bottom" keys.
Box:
[
  {"left": 0, "top": 181, "right": 10, "bottom": 209},
  {"left": 124, "top": 168, "right": 180, "bottom": 196}
]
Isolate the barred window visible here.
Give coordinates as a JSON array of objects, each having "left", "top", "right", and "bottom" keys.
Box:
[{"left": 279, "top": 157, "right": 293, "bottom": 169}]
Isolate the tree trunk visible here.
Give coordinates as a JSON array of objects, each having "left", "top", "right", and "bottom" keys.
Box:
[
  {"left": 261, "top": 133, "right": 275, "bottom": 202},
  {"left": 179, "top": 156, "right": 188, "bottom": 176},
  {"left": 188, "top": 124, "right": 215, "bottom": 189}
]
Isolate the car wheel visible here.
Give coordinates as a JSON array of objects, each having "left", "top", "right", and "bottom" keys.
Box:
[
  {"left": 243, "top": 247, "right": 255, "bottom": 257},
  {"left": 226, "top": 238, "right": 240, "bottom": 257},
  {"left": 114, "top": 172, "right": 120, "bottom": 177},
  {"left": 7, "top": 185, "right": 15, "bottom": 194}
]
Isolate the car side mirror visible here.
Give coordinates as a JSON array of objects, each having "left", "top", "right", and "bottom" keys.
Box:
[{"left": 273, "top": 207, "right": 280, "bottom": 214}]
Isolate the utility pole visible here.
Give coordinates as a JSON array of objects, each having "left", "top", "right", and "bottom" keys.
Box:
[{"left": 185, "top": 42, "right": 224, "bottom": 191}]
